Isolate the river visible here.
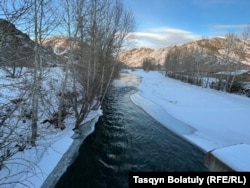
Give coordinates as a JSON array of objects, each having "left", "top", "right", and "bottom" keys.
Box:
[{"left": 55, "top": 72, "right": 208, "bottom": 188}]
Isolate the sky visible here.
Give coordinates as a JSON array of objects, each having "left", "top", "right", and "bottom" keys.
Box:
[{"left": 124, "top": 0, "right": 250, "bottom": 48}]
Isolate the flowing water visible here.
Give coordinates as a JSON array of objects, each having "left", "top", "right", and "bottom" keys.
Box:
[{"left": 55, "top": 73, "right": 208, "bottom": 188}]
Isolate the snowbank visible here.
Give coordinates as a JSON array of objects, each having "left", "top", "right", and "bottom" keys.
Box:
[
  {"left": 130, "top": 93, "right": 196, "bottom": 135},
  {"left": 0, "top": 108, "right": 102, "bottom": 188},
  {"left": 211, "top": 144, "right": 250, "bottom": 172},
  {"left": 41, "top": 112, "right": 102, "bottom": 188},
  {"left": 129, "top": 69, "right": 250, "bottom": 171}
]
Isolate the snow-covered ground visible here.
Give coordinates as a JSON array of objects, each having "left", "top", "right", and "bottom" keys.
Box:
[
  {"left": 0, "top": 67, "right": 102, "bottom": 188},
  {"left": 1, "top": 108, "right": 102, "bottom": 188},
  {"left": 129, "top": 69, "right": 250, "bottom": 171}
]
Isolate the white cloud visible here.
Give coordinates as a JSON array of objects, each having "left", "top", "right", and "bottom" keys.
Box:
[
  {"left": 208, "top": 24, "right": 249, "bottom": 37},
  {"left": 211, "top": 24, "right": 248, "bottom": 29},
  {"left": 131, "top": 27, "right": 201, "bottom": 48}
]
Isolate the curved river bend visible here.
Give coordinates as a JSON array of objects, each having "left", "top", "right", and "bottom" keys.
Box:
[{"left": 55, "top": 73, "right": 208, "bottom": 188}]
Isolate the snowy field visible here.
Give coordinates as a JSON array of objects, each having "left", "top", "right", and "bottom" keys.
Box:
[{"left": 129, "top": 69, "right": 250, "bottom": 171}]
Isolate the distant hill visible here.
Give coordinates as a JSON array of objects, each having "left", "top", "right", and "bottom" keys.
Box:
[
  {"left": 42, "top": 35, "right": 90, "bottom": 63},
  {"left": 118, "top": 37, "right": 250, "bottom": 68}
]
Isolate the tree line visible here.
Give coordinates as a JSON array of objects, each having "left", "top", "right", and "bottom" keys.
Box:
[{"left": 142, "top": 28, "right": 250, "bottom": 94}]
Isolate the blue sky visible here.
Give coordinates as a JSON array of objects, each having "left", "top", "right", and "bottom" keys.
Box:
[{"left": 124, "top": 0, "right": 250, "bottom": 48}]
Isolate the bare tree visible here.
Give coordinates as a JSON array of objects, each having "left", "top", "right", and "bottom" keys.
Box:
[
  {"left": 56, "top": 0, "right": 83, "bottom": 130},
  {"left": 0, "top": 0, "right": 32, "bottom": 23},
  {"left": 219, "top": 33, "right": 239, "bottom": 91},
  {"left": 69, "top": 0, "right": 134, "bottom": 128},
  {"left": 142, "top": 57, "right": 157, "bottom": 71},
  {"left": 228, "top": 26, "right": 250, "bottom": 92},
  {"left": 57, "top": 0, "right": 72, "bottom": 130},
  {"left": 28, "top": 0, "right": 58, "bottom": 145},
  {"left": 164, "top": 46, "right": 182, "bottom": 78},
  {"left": 0, "top": 0, "right": 32, "bottom": 171},
  {"left": 217, "top": 29, "right": 250, "bottom": 92},
  {"left": 97, "top": 0, "right": 135, "bottom": 105}
]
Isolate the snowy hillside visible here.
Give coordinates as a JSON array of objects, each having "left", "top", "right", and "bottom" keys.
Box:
[{"left": 118, "top": 37, "right": 250, "bottom": 68}]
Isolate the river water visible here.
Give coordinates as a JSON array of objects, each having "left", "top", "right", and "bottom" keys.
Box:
[{"left": 55, "top": 73, "right": 208, "bottom": 188}]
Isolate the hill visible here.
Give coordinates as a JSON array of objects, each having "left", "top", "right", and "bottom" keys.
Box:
[
  {"left": 0, "top": 19, "right": 60, "bottom": 73},
  {"left": 42, "top": 35, "right": 90, "bottom": 61},
  {"left": 119, "top": 37, "right": 250, "bottom": 94},
  {"left": 118, "top": 37, "right": 250, "bottom": 68}
]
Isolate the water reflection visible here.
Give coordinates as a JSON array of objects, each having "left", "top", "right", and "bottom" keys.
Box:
[{"left": 112, "top": 72, "right": 141, "bottom": 87}]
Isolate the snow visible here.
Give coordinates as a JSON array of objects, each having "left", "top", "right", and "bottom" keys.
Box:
[
  {"left": 215, "top": 69, "right": 250, "bottom": 76},
  {"left": 130, "top": 93, "right": 196, "bottom": 135},
  {"left": 0, "top": 67, "right": 102, "bottom": 188},
  {"left": 211, "top": 144, "right": 250, "bottom": 172},
  {"left": 0, "top": 109, "right": 102, "bottom": 188},
  {"left": 128, "top": 69, "right": 250, "bottom": 171},
  {"left": 2, "top": 67, "right": 250, "bottom": 187}
]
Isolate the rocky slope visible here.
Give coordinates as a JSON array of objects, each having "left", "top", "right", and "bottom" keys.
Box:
[{"left": 0, "top": 19, "right": 61, "bottom": 69}]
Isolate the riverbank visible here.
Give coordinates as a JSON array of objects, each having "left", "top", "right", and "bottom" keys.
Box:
[
  {"left": 29, "top": 109, "right": 102, "bottom": 188},
  {"left": 0, "top": 108, "right": 102, "bottom": 188},
  {"left": 41, "top": 114, "right": 101, "bottom": 188},
  {"left": 129, "top": 69, "right": 250, "bottom": 171}
]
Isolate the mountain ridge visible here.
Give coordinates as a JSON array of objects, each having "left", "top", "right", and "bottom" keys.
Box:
[{"left": 118, "top": 37, "right": 250, "bottom": 68}]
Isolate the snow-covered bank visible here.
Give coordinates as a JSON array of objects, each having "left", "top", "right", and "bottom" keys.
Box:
[
  {"left": 0, "top": 64, "right": 103, "bottom": 187},
  {"left": 129, "top": 69, "right": 250, "bottom": 171},
  {"left": 1, "top": 108, "right": 102, "bottom": 188},
  {"left": 130, "top": 93, "right": 196, "bottom": 135},
  {"left": 36, "top": 109, "right": 102, "bottom": 188},
  {"left": 41, "top": 112, "right": 101, "bottom": 188}
]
